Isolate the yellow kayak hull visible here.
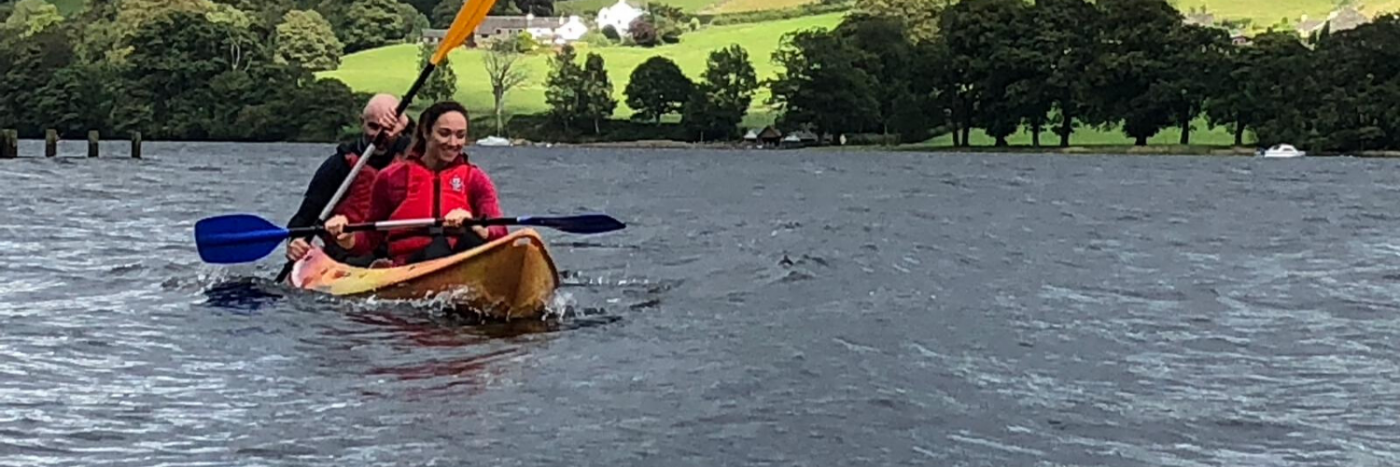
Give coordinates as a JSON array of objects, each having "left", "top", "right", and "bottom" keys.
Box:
[{"left": 289, "top": 229, "right": 561, "bottom": 320}]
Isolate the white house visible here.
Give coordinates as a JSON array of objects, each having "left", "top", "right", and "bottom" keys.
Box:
[
  {"left": 432, "top": 14, "right": 591, "bottom": 47},
  {"left": 596, "top": 0, "right": 644, "bottom": 36},
  {"left": 522, "top": 14, "right": 552, "bottom": 41},
  {"left": 523, "top": 14, "right": 590, "bottom": 45},
  {"left": 552, "top": 15, "right": 589, "bottom": 44}
]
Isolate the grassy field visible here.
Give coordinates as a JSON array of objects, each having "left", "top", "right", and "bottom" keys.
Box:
[
  {"left": 46, "top": 0, "right": 85, "bottom": 15},
  {"left": 38, "top": 0, "right": 805, "bottom": 16},
  {"left": 1172, "top": 0, "right": 1331, "bottom": 25},
  {"left": 40, "top": 0, "right": 1400, "bottom": 28},
  {"left": 320, "top": 13, "right": 844, "bottom": 128},
  {"left": 556, "top": 0, "right": 818, "bottom": 14},
  {"left": 910, "top": 118, "right": 1246, "bottom": 148},
  {"left": 557, "top": 0, "right": 718, "bottom": 14},
  {"left": 705, "top": 0, "right": 818, "bottom": 13},
  {"left": 1370, "top": 0, "right": 1400, "bottom": 16},
  {"left": 557, "top": 0, "right": 1398, "bottom": 22},
  {"left": 1170, "top": 0, "right": 1399, "bottom": 30}
]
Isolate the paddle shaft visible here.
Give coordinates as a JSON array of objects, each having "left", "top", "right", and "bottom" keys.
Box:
[
  {"left": 323, "top": 215, "right": 622, "bottom": 233},
  {"left": 290, "top": 217, "right": 442, "bottom": 237},
  {"left": 270, "top": 215, "right": 618, "bottom": 249},
  {"left": 291, "top": 216, "right": 531, "bottom": 241}
]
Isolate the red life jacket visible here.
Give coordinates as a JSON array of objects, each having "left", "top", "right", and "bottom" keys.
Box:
[
  {"left": 332, "top": 153, "right": 378, "bottom": 224},
  {"left": 383, "top": 156, "right": 476, "bottom": 263}
]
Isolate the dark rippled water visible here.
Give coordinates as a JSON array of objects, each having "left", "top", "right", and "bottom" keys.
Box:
[{"left": 5, "top": 140, "right": 1400, "bottom": 466}]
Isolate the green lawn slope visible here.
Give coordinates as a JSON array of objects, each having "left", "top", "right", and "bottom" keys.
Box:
[
  {"left": 1171, "top": 0, "right": 1398, "bottom": 30},
  {"left": 35, "top": 0, "right": 1400, "bottom": 27},
  {"left": 557, "top": 0, "right": 720, "bottom": 15},
  {"left": 320, "top": 13, "right": 845, "bottom": 128},
  {"left": 44, "top": 0, "right": 86, "bottom": 15},
  {"left": 706, "top": 0, "right": 819, "bottom": 14},
  {"left": 556, "top": 0, "right": 820, "bottom": 15},
  {"left": 909, "top": 117, "right": 1246, "bottom": 149},
  {"left": 40, "top": 0, "right": 811, "bottom": 16}
]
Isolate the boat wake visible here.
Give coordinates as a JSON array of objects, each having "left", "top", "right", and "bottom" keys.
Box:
[
  {"left": 346, "top": 286, "right": 622, "bottom": 333},
  {"left": 184, "top": 267, "right": 633, "bottom": 336}
]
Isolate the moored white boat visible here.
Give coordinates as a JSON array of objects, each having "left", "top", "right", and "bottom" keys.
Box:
[
  {"left": 476, "top": 135, "right": 512, "bottom": 147},
  {"left": 1260, "top": 144, "right": 1305, "bottom": 158}
]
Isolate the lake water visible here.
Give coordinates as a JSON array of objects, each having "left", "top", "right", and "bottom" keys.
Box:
[{"left": 4, "top": 141, "right": 1400, "bottom": 466}]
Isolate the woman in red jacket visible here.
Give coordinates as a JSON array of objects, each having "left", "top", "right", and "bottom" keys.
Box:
[{"left": 323, "top": 101, "right": 509, "bottom": 265}]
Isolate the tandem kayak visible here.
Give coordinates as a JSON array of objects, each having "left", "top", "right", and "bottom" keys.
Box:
[{"left": 288, "top": 229, "right": 561, "bottom": 320}]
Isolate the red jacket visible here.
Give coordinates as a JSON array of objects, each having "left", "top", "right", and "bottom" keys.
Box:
[
  {"left": 333, "top": 153, "right": 378, "bottom": 223},
  {"left": 349, "top": 151, "right": 508, "bottom": 262}
]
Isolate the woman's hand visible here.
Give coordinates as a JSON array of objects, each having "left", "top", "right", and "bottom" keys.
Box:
[
  {"left": 324, "top": 215, "right": 355, "bottom": 250},
  {"left": 443, "top": 209, "right": 490, "bottom": 239},
  {"left": 443, "top": 208, "right": 472, "bottom": 227}
]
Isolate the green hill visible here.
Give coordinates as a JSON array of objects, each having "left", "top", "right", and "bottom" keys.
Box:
[
  {"left": 557, "top": 0, "right": 718, "bottom": 14},
  {"left": 38, "top": 0, "right": 818, "bottom": 18},
  {"left": 319, "top": 13, "right": 845, "bottom": 128},
  {"left": 556, "top": 0, "right": 820, "bottom": 15},
  {"left": 39, "top": 0, "right": 1400, "bottom": 29},
  {"left": 910, "top": 117, "right": 1243, "bottom": 148},
  {"left": 44, "top": 0, "right": 85, "bottom": 15},
  {"left": 1171, "top": 0, "right": 1398, "bottom": 30},
  {"left": 1175, "top": 0, "right": 1331, "bottom": 24}
]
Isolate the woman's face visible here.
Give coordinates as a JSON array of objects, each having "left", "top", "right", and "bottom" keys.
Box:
[{"left": 428, "top": 111, "right": 467, "bottom": 163}]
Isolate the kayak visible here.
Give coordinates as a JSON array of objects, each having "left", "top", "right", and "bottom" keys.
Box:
[{"left": 288, "top": 229, "right": 560, "bottom": 320}]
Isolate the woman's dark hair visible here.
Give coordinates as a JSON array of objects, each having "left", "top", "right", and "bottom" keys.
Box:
[{"left": 410, "top": 101, "right": 470, "bottom": 156}]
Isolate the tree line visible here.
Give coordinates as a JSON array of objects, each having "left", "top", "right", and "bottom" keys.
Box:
[
  {"left": 11, "top": 0, "right": 1397, "bottom": 150},
  {"left": 0, "top": 0, "right": 718, "bottom": 143},
  {"left": 0, "top": 0, "right": 382, "bottom": 141},
  {"left": 0, "top": 0, "right": 561, "bottom": 142},
  {"left": 768, "top": 0, "right": 1400, "bottom": 152},
  {"left": 524, "top": 42, "right": 759, "bottom": 142}
]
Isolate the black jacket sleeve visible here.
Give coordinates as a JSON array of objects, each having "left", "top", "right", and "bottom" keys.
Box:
[{"left": 286, "top": 150, "right": 352, "bottom": 229}]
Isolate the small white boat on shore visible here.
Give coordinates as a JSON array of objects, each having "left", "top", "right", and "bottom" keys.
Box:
[
  {"left": 1260, "top": 144, "right": 1305, "bottom": 158},
  {"left": 476, "top": 136, "right": 512, "bottom": 147}
]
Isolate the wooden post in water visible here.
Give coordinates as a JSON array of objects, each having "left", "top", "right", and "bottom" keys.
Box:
[
  {"left": 2, "top": 130, "right": 16, "bottom": 159},
  {"left": 131, "top": 132, "right": 142, "bottom": 159},
  {"left": 87, "top": 130, "right": 99, "bottom": 158},
  {"left": 45, "top": 129, "right": 57, "bottom": 158}
]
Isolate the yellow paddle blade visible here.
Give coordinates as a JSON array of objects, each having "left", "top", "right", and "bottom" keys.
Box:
[{"left": 432, "top": 0, "right": 500, "bottom": 65}]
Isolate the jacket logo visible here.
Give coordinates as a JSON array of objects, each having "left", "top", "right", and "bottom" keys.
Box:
[{"left": 450, "top": 176, "right": 463, "bottom": 192}]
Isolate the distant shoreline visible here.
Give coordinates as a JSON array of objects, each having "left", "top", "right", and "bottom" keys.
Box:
[
  {"left": 561, "top": 140, "right": 1400, "bottom": 157},
  {"left": 891, "top": 145, "right": 1262, "bottom": 156},
  {"left": 11, "top": 137, "right": 1400, "bottom": 158}
]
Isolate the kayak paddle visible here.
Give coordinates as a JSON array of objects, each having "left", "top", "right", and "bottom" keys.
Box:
[
  {"left": 196, "top": 213, "right": 626, "bottom": 264},
  {"left": 272, "top": 0, "right": 499, "bottom": 283},
  {"left": 467, "top": 214, "right": 627, "bottom": 234}
]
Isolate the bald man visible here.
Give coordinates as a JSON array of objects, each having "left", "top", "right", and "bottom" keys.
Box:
[{"left": 285, "top": 93, "right": 414, "bottom": 264}]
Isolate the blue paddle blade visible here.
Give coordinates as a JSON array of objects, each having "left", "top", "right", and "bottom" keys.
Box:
[
  {"left": 516, "top": 214, "right": 626, "bottom": 234},
  {"left": 194, "top": 214, "right": 291, "bottom": 264}
]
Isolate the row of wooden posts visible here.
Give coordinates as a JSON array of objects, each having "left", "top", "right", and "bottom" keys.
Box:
[{"left": 0, "top": 130, "right": 142, "bottom": 159}]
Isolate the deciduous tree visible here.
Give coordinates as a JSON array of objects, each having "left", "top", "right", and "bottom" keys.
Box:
[
  {"left": 275, "top": 9, "right": 343, "bottom": 71},
  {"left": 625, "top": 57, "right": 693, "bottom": 124}
]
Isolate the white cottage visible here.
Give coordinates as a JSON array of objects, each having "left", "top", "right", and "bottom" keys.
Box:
[
  {"left": 553, "top": 15, "right": 589, "bottom": 44},
  {"left": 596, "top": 0, "right": 644, "bottom": 36},
  {"left": 524, "top": 14, "right": 554, "bottom": 40},
  {"left": 425, "top": 14, "right": 589, "bottom": 47}
]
